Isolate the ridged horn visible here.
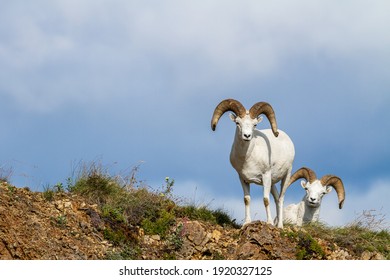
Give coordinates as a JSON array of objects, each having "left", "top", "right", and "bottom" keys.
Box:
[
  {"left": 289, "top": 167, "right": 317, "bottom": 186},
  {"left": 320, "top": 175, "right": 345, "bottom": 209},
  {"left": 211, "top": 99, "right": 246, "bottom": 131},
  {"left": 249, "top": 102, "right": 279, "bottom": 137}
]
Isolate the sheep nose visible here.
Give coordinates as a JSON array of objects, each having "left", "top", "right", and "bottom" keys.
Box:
[
  {"left": 310, "top": 197, "right": 315, "bottom": 202},
  {"left": 244, "top": 134, "right": 251, "bottom": 139}
]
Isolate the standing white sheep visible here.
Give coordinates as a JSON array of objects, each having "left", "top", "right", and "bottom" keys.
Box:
[
  {"left": 283, "top": 167, "right": 346, "bottom": 226},
  {"left": 211, "top": 99, "right": 295, "bottom": 228}
]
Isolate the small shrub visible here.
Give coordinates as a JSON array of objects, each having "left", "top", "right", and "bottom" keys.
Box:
[
  {"left": 349, "top": 209, "right": 388, "bottom": 232},
  {"left": 298, "top": 218, "right": 390, "bottom": 260},
  {"left": 332, "top": 225, "right": 390, "bottom": 259},
  {"left": 51, "top": 214, "right": 67, "bottom": 228},
  {"left": 212, "top": 208, "right": 240, "bottom": 228},
  {"left": 162, "top": 177, "right": 175, "bottom": 197},
  {"left": 53, "top": 182, "right": 65, "bottom": 193},
  {"left": 167, "top": 223, "right": 184, "bottom": 250},
  {"left": 295, "top": 231, "right": 325, "bottom": 260},
  {"left": 42, "top": 186, "right": 55, "bottom": 202},
  {"left": 0, "top": 165, "right": 13, "bottom": 183},
  {"left": 103, "top": 228, "right": 127, "bottom": 246},
  {"left": 116, "top": 245, "right": 141, "bottom": 260},
  {"left": 104, "top": 234, "right": 141, "bottom": 260},
  {"left": 68, "top": 161, "right": 122, "bottom": 203},
  {"left": 178, "top": 205, "right": 217, "bottom": 224},
  {"left": 141, "top": 209, "right": 176, "bottom": 238},
  {"left": 7, "top": 185, "right": 16, "bottom": 196},
  {"left": 66, "top": 161, "right": 242, "bottom": 259},
  {"left": 71, "top": 173, "right": 122, "bottom": 205},
  {"left": 101, "top": 204, "right": 126, "bottom": 223},
  {"left": 176, "top": 205, "right": 240, "bottom": 228},
  {"left": 42, "top": 182, "right": 66, "bottom": 201},
  {"left": 0, "top": 177, "right": 8, "bottom": 184}
]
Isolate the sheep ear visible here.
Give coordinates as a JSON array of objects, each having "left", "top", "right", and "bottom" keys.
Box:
[
  {"left": 300, "top": 180, "right": 307, "bottom": 189},
  {"left": 229, "top": 113, "right": 237, "bottom": 122},
  {"left": 256, "top": 115, "right": 263, "bottom": 123},
  {"left": 325, "top": 186, "right": 333, "bottom": 193}
]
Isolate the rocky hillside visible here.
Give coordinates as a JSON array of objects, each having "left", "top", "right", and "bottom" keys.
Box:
[{"left": 0, "top": 182, "right": 388, "bottom": 260}]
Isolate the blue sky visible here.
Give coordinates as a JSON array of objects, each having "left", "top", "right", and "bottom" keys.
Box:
[{"left": 1, "top": 1, "right": 389, "bottom": 228}]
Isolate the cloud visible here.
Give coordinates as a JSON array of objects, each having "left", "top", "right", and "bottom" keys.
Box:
[
  {"left": 0, "top": 1, "right": 389, "bottom": 229},
  {"left": 1, "top": 1, "right": 389, "bottom": 113},
  {"left": 313, "top": 179, "right": 390, "bottom": 229}
]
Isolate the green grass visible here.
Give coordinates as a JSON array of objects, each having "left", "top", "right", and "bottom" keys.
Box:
[
  {"left": 292, "top": 221, "right": 390, "bottom": 260},
  {"left": 63, "top": 161, "right": 241, "bottom": 259},
  {"left": 176, "top": 205, "right": 240, "bottom": 228},
  {"left": 60, "top": 160, "right": 389, "bottom": 260},
  {"left": 64, "top": 162, "right": 173, "bottom": 257},
  {"left": 295, "top": 231, "right": 326, "bottom": 260}
]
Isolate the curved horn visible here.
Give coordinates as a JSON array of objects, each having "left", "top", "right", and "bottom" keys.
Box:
[
  {"left": 249, "top": 102, "right": 279, "bottom": 137},
  {"left": 320, "top": 175, "right": 345, "bottom": 209},
  {"left": 289, "top": 167, "right": 317, "bottom": 186},
  {"left": 211, "top": 99, "right": 246, "bottom": 131}
]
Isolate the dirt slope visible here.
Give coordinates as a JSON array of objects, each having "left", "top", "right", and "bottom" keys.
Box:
[
  {"left": 0, "top": 183, "right": 386, "bottom": 260},
  {"left": 0, "top": 183, "right": 109, "bottom": 259}
]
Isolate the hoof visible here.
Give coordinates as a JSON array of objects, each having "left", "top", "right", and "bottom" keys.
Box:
[{"left": 242, "top": 220, "right": 252, "bottom": 228}]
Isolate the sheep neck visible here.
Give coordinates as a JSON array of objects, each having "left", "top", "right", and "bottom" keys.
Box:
[
  {"left": 231, "top": 128, "right": 255, "bottom": 158},
  {"left": 302, "top": 196, "right": 321, "bottom": 223}
]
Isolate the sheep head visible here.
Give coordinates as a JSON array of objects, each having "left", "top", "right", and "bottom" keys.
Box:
[
  {"left": 289, "top": 167, "right": 345, "bottom": 209},
  {"left": 211, "top": 99, "right": 279, "bottom": 140}
]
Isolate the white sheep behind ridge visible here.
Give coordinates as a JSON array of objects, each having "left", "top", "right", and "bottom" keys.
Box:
[
  {"left": 211, "top": 99, "right": 295, "bottom": 228},
  {"left": 283, "top": 167, "right": 346, "bottom": 226}
]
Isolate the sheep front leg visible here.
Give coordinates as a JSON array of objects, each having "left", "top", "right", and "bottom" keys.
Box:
[
  {"left": 240, "top": 177, "right": 251, "bottom": 226},
  {"left": 262, "top": 174, "right": 274, "bottom": 225}
]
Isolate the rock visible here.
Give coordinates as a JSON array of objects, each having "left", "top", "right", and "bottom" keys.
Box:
[
  {"left": 212, "top": 230, "right": 222, "bottom": 242},
  {"left": 151, "top": 235, "right": 161, "bottom": 241},
  {"left": 371, "top": 253, "right": 385, "bottom": 260},
  {"left": 361, "top": 251, "right": 385, "bottom": 260},
  {"left": 1, "top": 184, "right": 386, "bottom": 260},
  {"left": 185, "top": 221, "right": 208, "bottom": 246},
  {"left": 235, "top": 221, "right": 296, "bottom": 260},
  {"left": 64, "top": 201, "right": 72, "bottom": 209},
  {"left": 0, "top": 184, "right": 110, "bottom": 260},
  {"left": 328, "top": 249, "right": 350, "bottom": 260},
  {"left": 54, "top": 201, "right": 64, "bottom": 211}
]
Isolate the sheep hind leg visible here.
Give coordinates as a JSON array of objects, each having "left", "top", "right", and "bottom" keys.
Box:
[
  {"left": 276, "top": 171, "right": 291, "bottom": 228},
  {"left": 271, "top": 185, "right": 280, "bottom": 225}
]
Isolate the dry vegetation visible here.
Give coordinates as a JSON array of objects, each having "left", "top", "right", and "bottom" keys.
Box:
[
  {"left": 57, "top": 162, "right": 240, "bottom": 259},
  {"left": 1, "top": 161, "right": 389, "bottom": 260}
]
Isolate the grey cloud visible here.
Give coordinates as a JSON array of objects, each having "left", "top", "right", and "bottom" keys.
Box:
[{"left": 2, "top": 1, "right": 390, "bottom": 113}]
